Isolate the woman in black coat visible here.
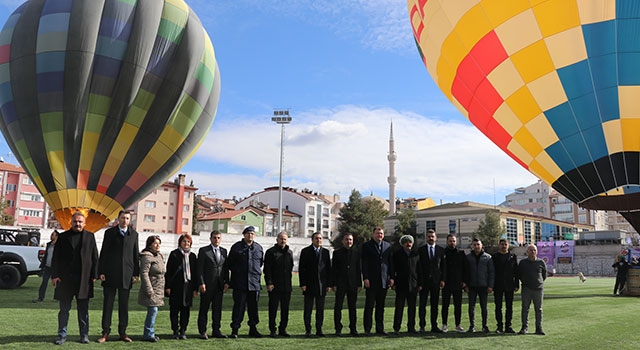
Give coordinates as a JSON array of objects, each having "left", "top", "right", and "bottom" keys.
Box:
[{"left": 165, "top": 234, "right": 198, "bottom": 339}]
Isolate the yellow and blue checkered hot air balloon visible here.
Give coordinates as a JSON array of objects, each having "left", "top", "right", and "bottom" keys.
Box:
[
  {"left": 408, "top": 0, "right": 640, "bottom": 230},
  {"left": 0, "top": 0, "right": 220, "bottom": 231}
]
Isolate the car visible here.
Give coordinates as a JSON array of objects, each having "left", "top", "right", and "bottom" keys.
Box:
[{"left": 0, "top": 229, "right": 45, "bottom": 289}]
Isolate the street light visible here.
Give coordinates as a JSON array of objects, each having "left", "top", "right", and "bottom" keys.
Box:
[{"left": 272, "top": 109, "right": 292, "bottom": 236}]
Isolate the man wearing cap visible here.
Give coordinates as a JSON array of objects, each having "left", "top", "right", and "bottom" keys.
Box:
[
  {"left": 391, "top": 235, "right": 422, "bottom": 335},
  {"left": 227, "top": 226, "right": 264, "bottom": 338}
]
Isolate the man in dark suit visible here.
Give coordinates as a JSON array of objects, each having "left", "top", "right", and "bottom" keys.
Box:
[
  {"left": 331, "top": 233, "right": 362, "bottom": 336},
  {"left": 97, "top": 210, "right": 139, "bottom": 343},
  {"left": 299, "top": 232, "right": 331, "bottom": 337},
  {"left": 51, "top": 211, "right": 99, "bottom": 345},
  {"left": 263, "top": 231, "right": 294, "bottom": 337},
  {"left": 34, "top": 230, "right": 58, "bottom": 303},
  {"left": 197, "top": 230, "right": 229, "bottom": 339},
  {"left": 361, "top": 227, "right": 393, "bottom": 336},
  {"left": 391, "top": 235, "right": 422, "bottom": 334},
  {"left": 418, "top": 229, "right": 446, "bottom": 333},
  {"left": 492, "top": 239, "right": 519, "bottom": 333}
]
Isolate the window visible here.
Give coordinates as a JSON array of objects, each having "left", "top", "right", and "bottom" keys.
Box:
[
  {"left": 425, "top": 220, "right": 436, "bottom": 231},
  {"left": 449, "top": 219, "right": 457, "bottom": 234},
  {"left": 307, "top": 206, "right": 315, "bottom": 216},
  {"left": 6, "top": 200, "right": 14, "bottom": 207},
  {"left": 524, "top": 220, "right": 532, "bottom": 244},
  {"left": 19, "top": 209, "right": 43, "bottom": 217},
  {"left": 20, "top": 192, "right": 43, "bottom": 201},
  {"left": 143, "top": 229, "right": 155, "bottom": 232},
  {"left": 22, "top": 177, "right": 34, "bottom": 185},
  {"left": 182, "top": 218, "right": 188, "bottom": 225},
  {"left": 506, "top": 218, "right": 517, "bottom": 243},
  {"left": 535, "top": 222, "right": 541, "bottom": 242},
  {"left": 184, "top": 192, "right": 190, "bottom": 198},
  {"left": 6, "top": 184, "right": 16, "bottom": 191},
  {"left": 145, "top": 200, "right": 156, "bottom": 208},
  {"left": 183, "top": 204, "right": 189, "bottom": 212},
  {"left": 307, "top": 218, "right": 315, "bottom": 228},
  {"left": 323, "top": 208, "right": 329, "bottom": 217},
  {"left": 241, "top": 215, "right": 246, "bottom": 220},
  {"left": 144, "top": 215, "right": 155, "bottom": 223}
]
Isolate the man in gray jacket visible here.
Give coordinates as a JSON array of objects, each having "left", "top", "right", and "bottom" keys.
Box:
[
  {"left": 519, "top": 244, "right": 547, "bottom": 335},
  {"left": 464, "top": 238, "right": 494, "bottom": 333}
]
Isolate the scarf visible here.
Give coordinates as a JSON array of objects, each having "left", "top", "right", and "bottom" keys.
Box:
[{"left": 180, "top": 247, "right": 191, "bottom": 283}]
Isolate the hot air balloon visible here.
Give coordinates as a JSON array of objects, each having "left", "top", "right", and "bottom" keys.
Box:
[
  {"left": 408, "top": 0, "right": 640, "bottom": 231},
  {"left": 0, "top": 0, "right": 220, "bottom": 232}
]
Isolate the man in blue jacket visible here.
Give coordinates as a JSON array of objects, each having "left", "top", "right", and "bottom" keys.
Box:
[{"left": 227, "top": 226, "right": 264, "bottom": 338}]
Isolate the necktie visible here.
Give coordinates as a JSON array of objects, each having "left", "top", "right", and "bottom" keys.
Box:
[
  {"left": 214, "top": 248, "right": 220, "bottom": 263},
  {"left": 120, "top": 229, "right": 126, "bottom": 237},
  {"left": 430, "top": 246, "right": 434, "bottom": 260}
]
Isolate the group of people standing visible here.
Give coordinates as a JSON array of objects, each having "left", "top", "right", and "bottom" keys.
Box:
[{"left": 45, "top": 213, "right": 547, "bottom": 345}]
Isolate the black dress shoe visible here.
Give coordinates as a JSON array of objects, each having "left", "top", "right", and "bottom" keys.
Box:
[
  {"left": 249, "top": 328, "right": 263, "bottom": 338},
  {"left": 376, "top": 330, "right": 389, "bottom": 336},
  {"left": 230, "top": 329, "right": 238, "bottom": 339},
  {"left": 278, "top": 331, "right": 291, "bottom": 337},
  {"left": 304, "top": 331, "right": 312, "bottom": 338},
  {"left": 54, "top": 337, "right": 66, "bottom": 345},
  {"left": 269, "top": 331, "right": 277, "bottom": 338},
  {"left": 212, "top": 332, "right": 227, "bottom": 339},
  {"left": 199, "top": 333, "right": 209, "bottom": 340},
  {"left": 316, "top": 331, "right": 325, "bottom": 337},
  {"left": 431, "top": 327, "right": 443, "bottom": 333},
  {"left": 349, "top": 330, "right": 359, "bottom": 337}
]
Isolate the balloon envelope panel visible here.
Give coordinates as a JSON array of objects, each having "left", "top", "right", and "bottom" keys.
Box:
[
  {"left": 408, "top": 0, "right": 640, "bottom": 212},
  {"left": 0, "top": 0, "right": 220, "bottom": 231}
]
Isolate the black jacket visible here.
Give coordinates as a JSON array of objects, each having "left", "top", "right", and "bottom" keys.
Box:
[
  {"left": 51, "top": 229, "right": 98, "bottom": 300},
  {"left": 391, "top": 248, "right": 422, "bottom": 293},
  {"left": 492, "top": 252, "right": 519, "bottom": 291},
  {"left": 264, "top": 244, "right": 294, "bottom": 292},
  {"left": 165, "top": 248, "right": 198, "bottom": 306},
  {"left": 361, "top": 239, "right": 392, "bottom": 289},
  {"left": 332, "top": 246, "right": 362, "bottom": 290},
  {"left": 197, "top": 244, "right": 229, "bottom": 291},
  {"left": 443, "top": 246, "right": 466, "bottom": 290},
  {"left": 299, "top": 245, "right": 331, "bottom": 296},
  {"left": 418, "top": 244, "right": 446, "bottom": 287},
  {"left": 228, "top": 240, "right": 263, "bottom": 291},
  {"left": 98, "top": 225, "right": 140, "bottom": 289}
]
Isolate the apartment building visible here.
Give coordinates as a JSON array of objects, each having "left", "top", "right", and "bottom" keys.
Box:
[{"left": 0, "top": 161, "right": 48, "bottom": 228}]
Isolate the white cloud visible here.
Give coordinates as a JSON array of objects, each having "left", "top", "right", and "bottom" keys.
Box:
[{"left": 184, "top": 105, "right": 538, "bottom": 203}]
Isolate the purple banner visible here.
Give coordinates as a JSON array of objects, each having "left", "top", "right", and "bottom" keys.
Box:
[
  {"left": 555, "top": 240, "right": 574, "bottom": 264},
  {"left": 537, "top": 241, "right": 555, "bottom": 271}
]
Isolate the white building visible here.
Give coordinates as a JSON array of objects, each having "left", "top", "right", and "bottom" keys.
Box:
[{"left": 236, "top": 187, "right": 336, "bottom": 238}]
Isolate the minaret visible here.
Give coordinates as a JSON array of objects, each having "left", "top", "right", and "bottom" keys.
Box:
[{"left": 387, "top": 121, "right": 397, "bottom": 215}]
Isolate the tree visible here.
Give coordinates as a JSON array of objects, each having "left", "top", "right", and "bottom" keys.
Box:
[
  {"left": 334, "top": 189, "right": 389, "bottom": 249},
  {"left": 192, "top": 193, "right": 200, "bottom": 235},
  {"left": 393, "top": 207, "right": 417, "bottom": 244},
  {"left": 472, "top": 210, "right": 505, "bottom": 252},
  {"left": 0, "top": 196, "right": 14, "bottom": 225}
]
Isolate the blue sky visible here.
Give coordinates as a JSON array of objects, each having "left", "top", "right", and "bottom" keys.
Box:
[{"left": 0, "top": 0, "right": 538, "bottom": 206}]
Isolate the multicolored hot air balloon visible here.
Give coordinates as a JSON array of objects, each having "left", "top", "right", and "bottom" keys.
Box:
[
  {"left": 0, "top": 0, "right": 220, "bottom": 231},
  {"left": 408, "top": 0, "right": 640, "bottom": 230}
]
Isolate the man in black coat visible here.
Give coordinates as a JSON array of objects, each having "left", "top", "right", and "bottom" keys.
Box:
[
  {"left": 34, "top": 230, "right": 58, "bottom": 303},
  {"left": 197, "top": 230, "right": 229, "bottom": 339},
  {"left": 299, "top": 232, "right": 331, "bottom": 337},
  {"left": 441, "top": 234, "right": 467, "bottom": 333},
  {"left": 418, "top": 229, "right": 446, "bottom": 333},
  {"left": 492, "top": 239, "right": 519, "bottom": 333},
  {"left": 51, "top": 211, "right": 99, "bottom": 345},
  {"left": 391, "top": 235, "right": 422, "bottom": 334},
  {"left": 331, "top": 233, "right": 362, "bottom": 336},
  {"left": 264, "top": 231, "right": 294, "bottom": 337},
  {"left": 361, "top": 227, "right": 393, "bottom": 335},
  {"left": 97, "top": 210, "right": 139, "bottom": 343}
]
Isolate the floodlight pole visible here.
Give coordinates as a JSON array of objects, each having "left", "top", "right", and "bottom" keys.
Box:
[{"left": 271, "top": 110, "right": 291, "bottom": 236}]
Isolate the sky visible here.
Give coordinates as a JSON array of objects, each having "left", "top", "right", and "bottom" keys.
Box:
[{"left": 0, "top": 0, "right": 539, "bottom": 207}]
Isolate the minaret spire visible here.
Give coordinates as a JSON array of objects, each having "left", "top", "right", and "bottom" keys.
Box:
[{"left": 387, "top": 121, "right": 397, "bottom": 215}]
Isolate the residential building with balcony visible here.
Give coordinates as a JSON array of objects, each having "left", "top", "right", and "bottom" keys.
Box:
[
  {"left": 0, "top": 161, "right": 48, "bottom": 228},
  {"left": 235, "top": 187, "right": 336, "bottom": 238},
  {"left": 128, "top": 174, "right": 196, "bottom": 234}
]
